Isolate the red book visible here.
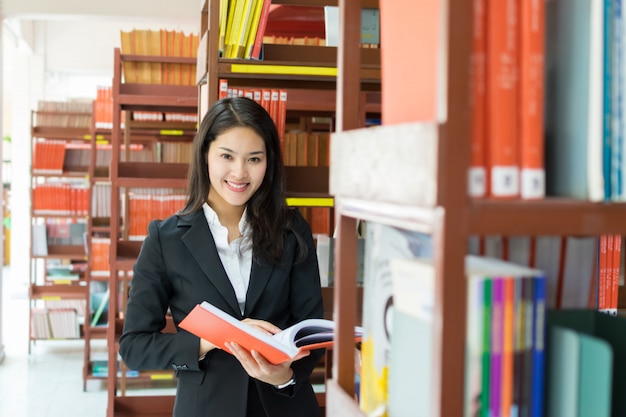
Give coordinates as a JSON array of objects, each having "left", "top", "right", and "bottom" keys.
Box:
[
  {"left": 469, "top": 0, "right": 487, "bottom": 198},
  {"left": 218, "top": 79, "right": 229, "bottom": 99},
  {"left": 179, "top": 301, "right": 363, "bottom": 365},
  {"left": 598, "top": 235, "right": 608, "bottom": 312},
  {"left": 609, "top": 234, "right": 621, "bottom": 315},
  {"left": 486, "top": 0, "right": 519, "bottom": 198},
  {"left": 250, "top": 0, "right": 272, "bottom": 60},
  {"left": 518, "top": 0, "right": 545, "bottom": 199}
]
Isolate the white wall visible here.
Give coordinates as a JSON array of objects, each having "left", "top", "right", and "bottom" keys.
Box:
[{"left": 2, "top": 3, "right": 200, "bottom": 287}]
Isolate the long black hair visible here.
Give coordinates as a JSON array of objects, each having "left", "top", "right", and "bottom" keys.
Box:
[{"left": 180, "top": 97, "right": 304, "bottom": 263}]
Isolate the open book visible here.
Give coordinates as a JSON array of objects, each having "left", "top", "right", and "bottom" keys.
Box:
[{"left": 179, "top": 301, "right": 364, "bottom": 365}]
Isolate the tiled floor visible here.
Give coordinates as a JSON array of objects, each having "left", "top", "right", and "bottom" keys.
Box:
[{"left": 0, "top": 268, "right": 174, "bottom": 417}]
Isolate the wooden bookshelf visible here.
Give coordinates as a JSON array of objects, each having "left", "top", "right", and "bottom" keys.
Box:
[
  {"left": 326, "top": 1, "right": 626, "bottom": 417},
  {"left": 106, "top": 48, "right": 198, "bottom": 417},
  {"left": 29, "top": 106, "right": 92, "bottom": 352}
]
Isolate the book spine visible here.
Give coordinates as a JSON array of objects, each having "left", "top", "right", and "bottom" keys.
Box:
[
  {"left": 250, "top": 0, "right": 271, "bottom": 60},
  {"left": 530, "top": 276, "right": 546, "bottom": 417},
  {"left": 603, "top": 0, "right": 613, "bottom": 200},
  {"left": 479, "top": 277, "right": 492, "bottom": 417},
  {"left": 469, "top": 0, "right": 487, "bottom": 198},
  {"left": 501, "top": 277, "right": 515, "bottom": 417},
  {"left": 609, "top": 234, "right": 621, "bottom": 315},
  {"left": 519, "top": 0, "right": 546, "bottom": 199},
  {"left": 489, "top": 278, "right": 504, "bottom": 417},
  {"left": 486, "top": 0, "right": 520, "bottom": 198}
]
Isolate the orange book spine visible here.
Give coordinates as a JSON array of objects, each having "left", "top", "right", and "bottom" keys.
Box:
[
  {"left": 500, "top": 277, "right": 515, "bottom": 417},
  {"left": 469, "top": 0, "right": 487, "bottom": 198},
  {"left": 597, "top": 236, "right": 608, "bottom": 311},
  {"left": 486, "top": 0, "right": 519, "bottom": 198},
  {"left": 261, "top": 89, "right": 271, "bottom": 114},
  {"left": 610, "top": 234, "right": 621, "bottom": 315},
  {"left": 250, "top": 0, "right": 271, "bottom": 60},
  {"left": 269, "top": 89, "right": 279, "bottom": 127},
  {"left": 277, "top": 90, "right": 287, "bottom": 150},
  {"left": 518, "top": 0, "right": 545, "bottom": 199}
]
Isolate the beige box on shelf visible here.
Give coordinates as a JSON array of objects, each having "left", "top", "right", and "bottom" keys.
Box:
[{"left": 329, "top": 122, "right": 438, "bottom": 207}]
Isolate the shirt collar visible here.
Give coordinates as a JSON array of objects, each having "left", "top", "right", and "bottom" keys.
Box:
[{"left": 202, "top": 202, "right": 249, "bottom": 237}]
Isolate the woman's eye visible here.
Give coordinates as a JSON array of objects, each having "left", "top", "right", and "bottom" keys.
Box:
[
  {"left": 249, "top": 157, "right": 261, "bottom": 163},
  {"left": 221, "top": 154, "right": 233, "bottom": 160}
]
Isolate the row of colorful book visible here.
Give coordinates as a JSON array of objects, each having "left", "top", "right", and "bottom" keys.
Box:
[
  {"left": 219, "top": 0, "right": 272, "bottom": 59},
  {"left": 126, "top": 190, "right": 187, "bottom": 240},
  {"left": 119, "top": 29, "right": 199, "bottom": 86},
  {"left": 468, "top": 0, "right": 545, "bottom": 200},
  {"left": 32, "top": 111, "right": 92, "bottom": 130},
  {"left": 283, "top": 131, "right": 330, "bottom": 167},
  {"left": 31, "top": 307, "right": 81, "bottom": 340},
  {"left": 218, "top": 79, "right": 287, "bottom": 146},
  {"left": 32, "top": 183, "right": 90, "bottom": 216}
]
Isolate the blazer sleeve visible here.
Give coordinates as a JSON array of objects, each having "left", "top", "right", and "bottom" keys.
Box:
[{"left": 119, "top": 219, "right": 203, "bottom": 373}]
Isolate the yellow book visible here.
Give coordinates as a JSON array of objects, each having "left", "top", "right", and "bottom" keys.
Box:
[
  {"left": 133, "top": 29, "right": 152, "bottom": 84},
  {"left": 234, "top": 0, "right": 256, "bottom": 58},
  {"left": 120, "top": 31, "right": 136, "bottom": 83},
  {"left": 219, "top": 0, "right": 229, "bottom": 55},
  {"left": 149, "top": 30, "right": 162, "bottom": 85},
  {"left": 244, "top": 0, "right": 264, "bottom": 58},
  {"left": 223, "top": 0, "right": 239, "bottom": 58},
  {"left": 225, "top": 0, "right": 246, "bottom": 58}
]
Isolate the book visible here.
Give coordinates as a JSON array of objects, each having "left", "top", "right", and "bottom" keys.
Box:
[
  {"left": 179, "top": 301, "right": 363, "bottom": 365},
  {"left": 486, "top": 0, "right": 519, "bottom": 198},
  {"left": 518, "top": 0, "right": 546, "bottom": 199},
  {"left": 547, "top": 309, "right": 626, "bottom": 416},
  {"left": 469, "top": 0, "right": 487, "bottom": 198},
  {"left": 380, "top": 0, "right": 445, "bottom": 123},
  {"left": 359, "top": 222, "right": 432, "bottom": 417},
  {"left": 250, "top": 0, "right": 271, "bottom": 60},
  {"left": 544, "top": 0, "right": 605, "bottom": 201},
  {"left": 388, "top": 257, "right": 434, "bottom": 417}
]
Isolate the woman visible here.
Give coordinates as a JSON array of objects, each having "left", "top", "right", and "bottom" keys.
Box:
[{"left": 119, "top": 97, "right": 324, "bottom": 417}]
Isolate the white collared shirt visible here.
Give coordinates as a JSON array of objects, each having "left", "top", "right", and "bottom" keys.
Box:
[{"left": 202, "top": 202, "right": 253, "bottom": 314}]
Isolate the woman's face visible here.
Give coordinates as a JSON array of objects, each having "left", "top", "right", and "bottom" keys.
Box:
[{"left": 207, "top": 126, "right": 267, "bottom": 213}]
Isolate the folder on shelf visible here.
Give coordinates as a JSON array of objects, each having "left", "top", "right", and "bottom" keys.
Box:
[{"left": 547, "top": 310, "right": 626, "bottom": 416}]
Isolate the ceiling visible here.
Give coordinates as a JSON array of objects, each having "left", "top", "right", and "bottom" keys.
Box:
[{"left": 2, "top": 0, "right": 200, "bottom": 76}]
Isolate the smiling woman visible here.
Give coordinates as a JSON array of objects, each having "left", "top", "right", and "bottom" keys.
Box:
[{"left": 119, "top": 97, "right": 325, "bottom": 417}]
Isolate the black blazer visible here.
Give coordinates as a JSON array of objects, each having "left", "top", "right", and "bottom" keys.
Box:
[{"left": 119, "top": 208, "right": 324, "bottom": 417}]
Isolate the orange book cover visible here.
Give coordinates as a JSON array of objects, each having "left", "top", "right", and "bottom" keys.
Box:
[
  {"left": 486, "top": 0, "right": 519, "bottom": 198},
  {"left": 179, "top": 301, "right": 363, "bottom": 365},
  {"left": 469, "top": 0, "right": 487, "bottom": 198},
  {"left": 518, "top": 0, "right": 545, "bottom": 199},
  {"left": 380, "top": 0, "right": 442, "bottom": 123}
]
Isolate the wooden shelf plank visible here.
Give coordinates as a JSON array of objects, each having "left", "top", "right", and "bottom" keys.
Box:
[
  {"left": 468, "top": 199, "right": 626, "bottom": 235},
  {"left": 30, "top": 283, "right": 88, "bottom": 300}
]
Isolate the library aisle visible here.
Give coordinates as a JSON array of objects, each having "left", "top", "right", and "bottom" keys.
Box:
[{"left": 0, "top": 267, "right": 108, "bottom": 416}]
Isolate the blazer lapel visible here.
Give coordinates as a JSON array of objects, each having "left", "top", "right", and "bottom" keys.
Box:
[
  {"left": 244, "top": 260, "right": 274, "bottom": 316},
  {"left": 178, "top": 211, "right": 240, "bottom": 315}
]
